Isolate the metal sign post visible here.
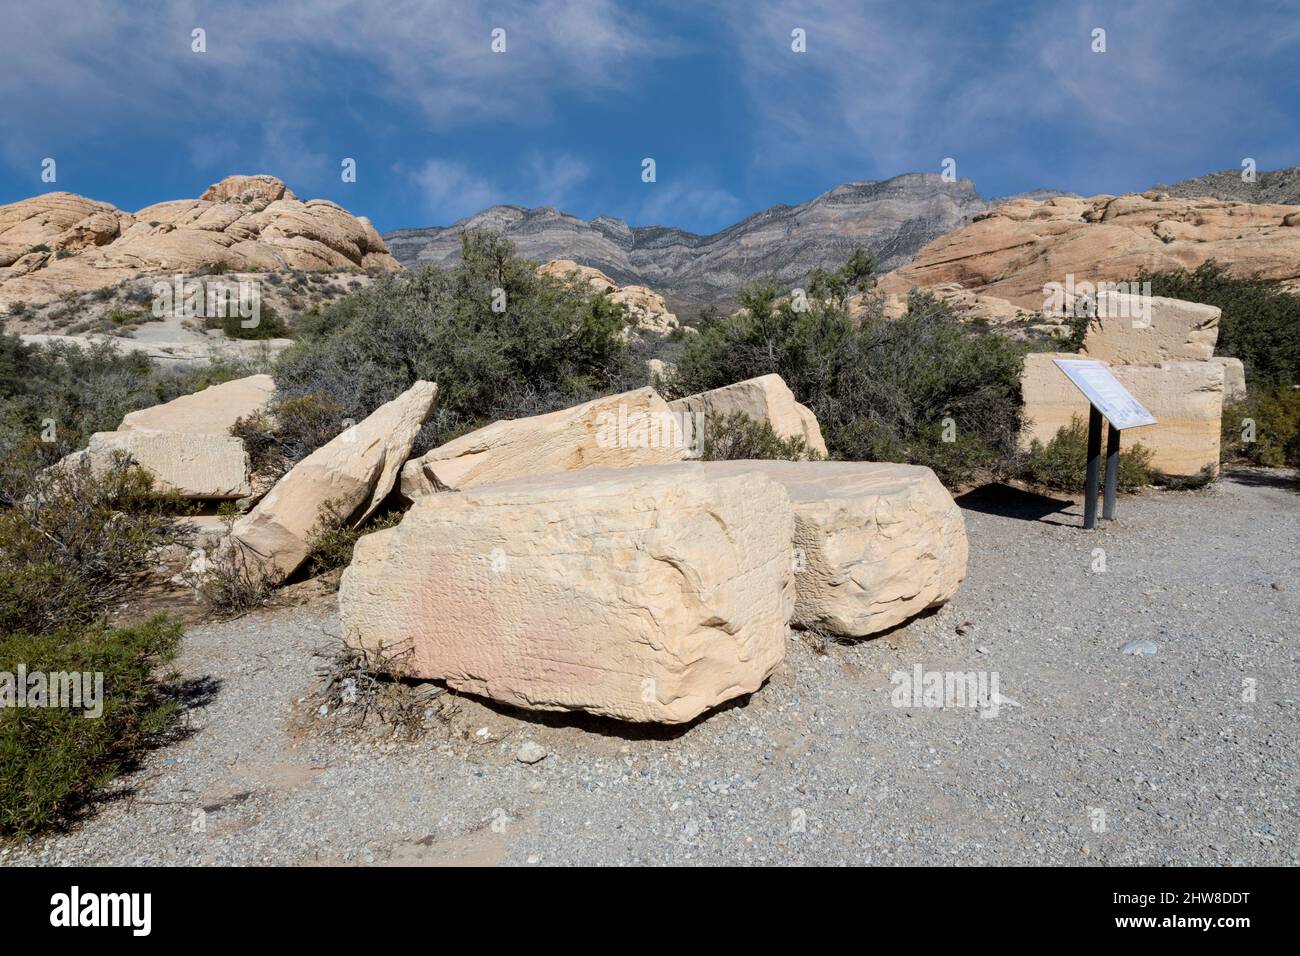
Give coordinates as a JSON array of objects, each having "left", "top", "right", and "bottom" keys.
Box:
[{"left": 1051, "top": 359, "right": 1158, "bottom": 529}]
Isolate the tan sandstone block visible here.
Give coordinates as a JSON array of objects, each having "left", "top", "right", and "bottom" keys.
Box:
[
  {"left": 119, "top": 373, "right": 274, "bottom": 434},
  {"left": 1208, "top": 356, "right": 1247, "bottom": 403},
  {"left": 1081, "top": 293, "right": 1220, "bottom": 364},
  {"left": 229, "top": 380, "right": 436, "bottom": 581},
  {"left": 340, "top": 463, "right": 796, "bottom": 724},
  {"left": 84, "top": 428, "right": 251, "bottom": 499},
  {"left": 400, "top": 387, "right": 687, "bottom": 499},
  {"left": 669, "top": 374, "right": 828, "bottom": 458},
  {"left": 705, "top": 461, "right": 967, "bottom": 637},
  {"left": 1021, "top": 353, "right": 1224, "bottom": 477}
]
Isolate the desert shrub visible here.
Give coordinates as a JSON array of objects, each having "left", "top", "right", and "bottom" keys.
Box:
[
  {"left": 1221, "top": 386, "right": 1300, "bottom": 468},
  {"left": 272, "top": 231, "right": 634, "bottom": 462},
  {"left": 304, "top": 499, "right": 404, "bottom": 579},
  {"left": 0, "top": 615, "right": 182, "bottom": 835},
  {"left": 671, "top": 267, "right": 1026, "bottom": 485},
  {"left": 231, "top": 393, "right": 346, "bottom": 483},
  {"left": 1135, "top": 262, "right": 1300, "bottom": 387},
  {"left": 700, "top": 412, "right": 820, "bottom": 461},
  {"left": 0, "top": 452, "right": 191, "bottom": 634},
  {"left": 203, "top": 301, "right": 288, "bottom": 340},
  {"left": 0, "top": 456, "right": 192, "bottom": 835},
  {"left": 1025, "top": 417, "right": 1155, "bottom": 492},
  {"left": 183, "top": 529, "right": 275, "bottom": 620}
]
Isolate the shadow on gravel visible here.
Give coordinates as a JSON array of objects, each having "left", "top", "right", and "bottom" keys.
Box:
[
  {"left": 65, "top": 675, "right": 225, "bottom": 830},
  {"left": 1222, "top": 466, "right": 1300, "bottom": 493},
  {"left": 455, "top": 682, "right": 761, "bottom": 742},
  {"left": 955, "top": 482, "right": 1077, "bottom": 524}
]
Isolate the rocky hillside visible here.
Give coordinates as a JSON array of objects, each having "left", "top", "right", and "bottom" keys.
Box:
[
  {"left": 0, "top": 175, "right": 399, "bottom": 310},
  {"left": 1154, "top": 165, "right": 1300, "bottom": 205},
  {"left": 878, "top": 192, "right": 1300, "bottom": 311},
  {"left": 386, "top": 173, "right": 1023, "bottom": 311}
]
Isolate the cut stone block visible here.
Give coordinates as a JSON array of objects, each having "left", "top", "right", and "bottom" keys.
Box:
[
  {"left": 669, "top": 374, "right": 828, "bottom": 457},
  {"left": 705, "top": 461, "right": 968, "bottom": 637},
  {"left": 228, "top": 380, "right": 436, "bottom": 582},
  {"left": 1208, "top": 356, "right": 1247, "bottom": 403},
  {"left": 341, "top": 462, "right": 796, "bottom": 724},
  {"left": 119, "top": 373, "right": 274, "bottom": 434},
  {"left": 78, "top": 428, "right": 252, "bottom": 499},
  {"left": 1081, "top": 293, "right": 1219, "bottom": 364},
  {"left": 399, "top": 387, "right": 688, "bottom": 499},
  {"left": 1022, "top": 353, "right": 1224, "bottom": 477}
]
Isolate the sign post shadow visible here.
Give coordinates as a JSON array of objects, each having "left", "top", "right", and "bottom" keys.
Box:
[{"left": 1052, "top": 359, "right": 1158, "bottom": 529}]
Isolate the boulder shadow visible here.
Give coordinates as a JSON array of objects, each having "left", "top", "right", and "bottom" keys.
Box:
[
  {"left": 955, "top": 482, "right": 1078, "bottom": 525},
  {"left": 440, "top": 679, "right": 762, "bottom": 742}
]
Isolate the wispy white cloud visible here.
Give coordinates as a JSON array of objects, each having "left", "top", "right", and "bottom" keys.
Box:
[
  {"left": 0, "top": 0, "right": 668, "bottom": 182},
  {"left": 409, "top": 152, "right": 594, "bottom": 221},
  {"left": 718, "top": 0, "right": 1300, "bottom": 188}
]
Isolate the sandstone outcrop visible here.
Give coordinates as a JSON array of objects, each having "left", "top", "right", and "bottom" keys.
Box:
[
  {"left": 340, "top": 463, "right": 795, "bottom": 723},
  {"left": 538, "top": 259, "right": 680, "bottom": 334},
  {"left": 228, "top": 381, "right": 436, "bottom": 582},
  {"left": 0, "top": 175, "right": 400, "bottom": 310},
  {"left": 879, "top": 192, "right": 1300, "bottom": 309},
  {"left": 704, "top": 461, "right": 968, "bottom": 637},
  {"left": 669, "top": 374, "right": 828, "bottom": 458},
  {"left": 400, "top": 387, "right": 688, "bottom": 500},
  {"left": 1021, "top": 353, "right": 1224, "bottom": 476}
]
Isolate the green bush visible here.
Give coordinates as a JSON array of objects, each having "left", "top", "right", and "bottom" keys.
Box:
[
  {"left": 272, "top": 231, "right": 634, "bottom": 462},
  {"left": 700, "top": 412, "right": 820, "bottom": 462},
  {"left": 670, "top": 264, "right": 1026, "bottom": 485},
  {"left": 1221, "top": 386, "right": 1300, "bottom": 468},
  {"left": 203, "top": 302, "right": 288, "bottom": 340},
  {"left": 304, "top": 499, "right": 404, "bottom": 579},
  {"left": 0, "top": 453, "right": 191, "bottom": 634},
  {"left": 231, "top": 393, "right": 348, "bottom": 484},
  {"left": 0, "top": 616, "right": 182, "bottom": 835},
  {"left": 0, "top": 332, "right": 254, "bottom": 491},
  {"left": 1135, "top": 262, "right": 1300, "bottom": 387},
  {"left": 1026, "top": 417, "right": 1155, "bottom": 492}
]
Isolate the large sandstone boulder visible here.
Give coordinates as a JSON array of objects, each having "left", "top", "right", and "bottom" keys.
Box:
[
  {"left": 400, "top": 387, "right": 688, "bottom": 500},
  {"left": 78, "top": 429, "right": 252, "bottom": 499},
  {"left": 228, "top": 381, "right": 436, "bottom": 582},
  {"left": 704, "top": 461, "right": 968, "bottom": 637},
  {"left": 0, "top": 175, "right": 400, "bottom": 310},
  {"left": 120, "top": 373, "right": 274, "bottom": 434},
  {"left": 537, "top": 259, "right": 680, "bottom": 335},
  {"left": 879, "top": 192, "right": 1300, "bottom": 309},
  {"left": 1080, "top": 293, "right": 1220, "bottom": 364},
  {"left": 1022, "top": 353, "right": 1224, "bottom": 477},
  {"left": 669, "top": 374, "right": 828, "bottom": 458},
  {"left": 340, "top": 463, "right": 796, "bottom": 724},
  {"left": 56, "top": 373, "right": 275, "bottom": 499}
]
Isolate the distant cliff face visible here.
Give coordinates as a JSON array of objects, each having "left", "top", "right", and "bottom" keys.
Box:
[
  {"left": 385, "top": 173, "right": 1013, "bottom": 310},
  {"left": 1155, "top": 165, "right": 1300, "bottom": 205}
]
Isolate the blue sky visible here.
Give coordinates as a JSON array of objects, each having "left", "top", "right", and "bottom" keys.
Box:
[{"left": 2, "top": 0, "right": 1299, "bottom": 235}]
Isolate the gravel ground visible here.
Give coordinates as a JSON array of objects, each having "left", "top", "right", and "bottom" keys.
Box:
[{"left": 6, "top": 469, "right": 1297, "bottom": 866}]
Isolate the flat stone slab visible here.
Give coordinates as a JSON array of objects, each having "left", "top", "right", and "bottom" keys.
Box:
[{"left": 400, "top": 387, "right": 686, "bottom": 499}]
